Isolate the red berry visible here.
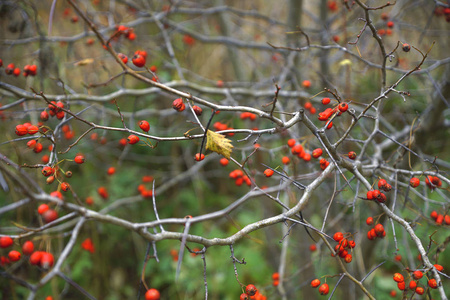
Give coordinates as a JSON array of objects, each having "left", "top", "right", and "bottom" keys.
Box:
[
  {"left": 312, "top": 148, "right": 323, "bottom": 158},
  {"left": 302, "top": 80, "right": 311, "bottom": 88},
  {"left": 309, "top": 244, "right": 317, "bottom": 252},
  {"left": 366, "top": 217, "right": 373, "bottom": 225},
  {"left": 402, "top": 43, "right": 411, "bottom": 52},
  {"left": 374, "top": 224, "right": 384, "bottom": 236},
  {"left": 27, "top": 125, "right": 39, "bottom": 135},
  {"left": 61, "top": 182, "right": 70, "bottom": 192},
  {"left": 245, "top": 284, "right": 257, "bottom": 296},
  {"left": 333, "top": 232, "right": 344, "bottom": 242},
  {"left": 240, "top": 294, "right": 249, "bottom": 300},
  {"left": 322, "top": 97, "right": 331, "bottom": 105},
  {"left": 387, "top": 21, "right": 394, "bottom": 28},
  {"left": 344, "top": 254, "right": 352, "bottom": 263},
  {"left": 0, "top": 236, "right": 14, "bottom": 248},
  {"left": 42, "top": 209, "right": 58, "bottom": 223},
  {"left": 195, "top": 153, "right": 205, "bottom": 161},
  {"left": 139, "top": 120, "right": 150, "bottom": 132},
  {"left": 40, "top": 111, "right": 49, "bottom": 121},
  {"left": 430, "top": 210, "right": 438, "bottom": 220},
  {"left": 318, "top": 283, "right": 329, "bottom": 295},
  {"left": 287, "top": 139, "right": 296, "bottom": 148},
  {"left": 127, "top": 134, "right": 140, "bottom": 144},
  {"left": 311, "top": 279, "right": 321, "bottom": 288},
  {"left": 264, "top": 169, "right": 274, "bottom": 177},
  {"left": 33, "top": 143, "right": 43, "bottom": 153},
  {"left": 74, "top": 154, "right": 85, "bottom": 164},
  {"left": 15, "top": 124, "right": 28, "bottom": 136},
  {"left": 132, "top": 54, "right": 146, "bottom": 67},
  {"left": 409, "top": 280, "right": 417, "bottom": 289},
  {"left": 40, "top": 252, "right": 54, "bottom": 269},
  {"left": 22, "top": 241, "right": 34, "bottom": 255},
  {"left": 415, "top": 287, "right": 424, "bottom": 295},
  {"left": 172, "top": 98, "right": 185, "bottom": 112},
  {"left": 37, "top": 204, "right": 49, "bottom": 215},
  {"left": 118, "top": 53, "right": 128, "bottom": 64},
  {"left": 348, "top": 151, "right": 356, "bottom": 159},
  {"left": 8, "top": 250, "right": 21, "bottom": 262},
  {"left": 98, "top": 186, "right": 108, "bottom": 199},
  {"left": 192, "top": 105, "right": 203, "bottom": 116},
  {"left": 145, "top": 288, "right": 160, "bottom": 300},
  {"left": 412, "top": 270, "right": 423, "bottom": 280},
  {"left": 393, "top": 273, "right": 404, "bottom": 283},
  {"left": 304, "top": 102, "right": 312, "bottom": 109},
  {"left": 282, "top": 156, "right": 290, "bottom": 165},
  {"left": 292, "top": 144, "right": 303, "bottom": 155},
  {"left": 338, "top": 102, "right": 348, "bottom": 112},
  {"left": 397, "top": 281, "right": 406, "bottom": 290},
  {"left": 42, "top": 166, "right": 54, "bottom": 177},
  {"left": 30, "top": 251, "right": 43, "bottom": 265},
  {"left": 378, "top": 179, "right": 387, "bottom": 189},
  {"left": 434, "top": 264, "right": 444, "bottom": 272},
  {"left": 216, "top": 158, "right": 228, "bottom": 167},
  {"left": 428, "top": 279, "right": 438, "bottom": 289}
]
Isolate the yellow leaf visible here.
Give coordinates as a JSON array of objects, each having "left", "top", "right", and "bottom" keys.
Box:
[
  {"left": 74, "top": 58, "right": 94, "bottom": 66},
  {"left": 339, "top": 59, "right": 352, "bottom": 66},
  {"left": 206, "top": 130, "right": 233, "bottom": 159}
]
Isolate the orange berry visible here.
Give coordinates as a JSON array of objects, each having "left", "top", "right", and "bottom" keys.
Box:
[{"left": 311, "top": 279, "right": 321, "bottom": 288}]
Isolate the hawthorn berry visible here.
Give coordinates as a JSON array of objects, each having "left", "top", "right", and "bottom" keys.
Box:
[
  {"left": 42, "top": 209, "right": 58, "bottom": 223},
  {"left": 366, "top": 217, "right": 373, "bottom": 225},
  {"left": 139, "top": 120, "right": 150, "bottom": 132},
  {"left": 338, "top": 102, "right": 348, "bottom": 112},
  {"left": 145, "top": 288, "right": 160, "bottom": 300},
  {"left": 26, "top": 140, "right": 36, "bottom": 149},
  {"left": 322, "top": 97, "right": 331, "bottom": 105},
  {"left": 412, "top": 270, "right": 423, "bottom": 280},
  {"left": 8, "top": 250, "right": 21, "bottom": 262},
  {"left": 22, "top": 241, "right": 34, "bottom": 255},
  {"left": 348, "top": 151, "right": 356, "bottom": 159},
  {"left": 415, "top": 286, "right": 424, "bottom": 295},
  {"left": 434, "top": 264, "right": 444, "bottom": 272},
  {"left": 15, "top": 124, "right": 28, "bottom": 136},
  {"left": 304, "top": 102, "right": 313, "bottom": 110},
  {"left": 118, "top": 53, "right": 128, "bottom": 64},
  {"left": 387, "top": 21, "right": 394, "bottom": 28},
  {"left": 219, "top": 158, "right": 229, "bottom": 166},
  {"left": 40, "top": 252, "right": 54, "bottom": 269},
  {"left": 127, "top": 134, "right": 140, "bottom": 144},
  {"left": 409, "top": 281, "right": 417, "bottom": 289},
  {"left": 42, "top": 166, "right": 54, "bottom": 177},
  {"left": 245, "top": 284, "right": 257, "bottom": 296},
  {"left": 344, "top": 253, "right": 352, "bottom": 263},
  {"left": 282, "top": 156, "right": 290, "bottom": 165},
  {"left": 27, "top": 125, "right": 39, "bottom": 135},
  {"left": 30, "top": 251, "right": 43, "bottom": 265},
  {"left": 37, "top": 204, "right": 49, "bottom": 215},
  {"left": 393, "top": 273, "right": 404, "bottom": 283},
  {"left": 98, "top": 186, "right": 108, "bottom": 199},
  {"left": 318, "top": 283, "right": 329, "bottom": 295},
  {"left": 302, "top": 80, "right": 311, "bottom": 88},
  {"left": 195, "top": 153, "right": 205, "bottom": 161},
  {"left": 132, "top": 54, "right": 146, "bottom": 67},
  {"left": 430, "top": 210, "right": 438, "bottom": 220},
  {"left": 272, "top": 272, "right": 280, "bottom": 281},
  {"left": 397, "top": 281, "right": 406, "bottom": 290},
  {"left": 333, "top": 232, "right": 344, "bottom": 242},
  {"left": 312, "top": 148, "right": 323, "bottom": 158},
  {"left": 192, "top": 105, "right": 203, "bottom": 116},
  {"left": 172, "top": 98, "right": 185, "bottom": 112},
  {"left": 264, "top": 169, "right": 274, "bottom": 177},
  {"left": 0, "top": 236, "right": 14, "bottom": 248},
  {"left": 311, "top": 279, "right": 321, "bottom": 288},
  {"left": 309, "top": 244, "right": 317, "bottom": 252},
  {"left": 61, "top": 182, "right": 70, "bottom": 192},
  {"left": 40, "top": 111, "right": 49, "bottom": 121},
  {"left": 239, "top": 294, "right": 249, "bottom": 300},
  {"left": 402, "top": 43, "right": 411, "bottom": 52}
]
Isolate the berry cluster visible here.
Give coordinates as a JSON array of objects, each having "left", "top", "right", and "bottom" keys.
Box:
[
  {"left": 2, "top": 61, "right": 38, "bottom": 77},
  {"left": 229, "top": 169, "right": 251, "bottom": 186},
  {"left": 239, "top": 284, "right": 266, "bottom": 300},
  {"left": 0, "top": 237, "right": 55, "bottom": 270},
  {"left": 332, "top": 232, "right": 356, "bottom": 263},
  {"left": 393, "top": 267, "right": 443, "bottom": 295},
  {"left": 367, "top": 223, "right": 386, "bottom": 241},
  {"left": 271, "top": 272, "right": 280, "bottom": 287},
  {"left": 113, "top": 24, "right": 136, "bottom": 41},
  {"left": 430, "top": 210, "right": 450, "bottom": 225},
  {"left": 240, "top": 112, "right": 257, "bottom": 121},
  {"left": 138, "top": 175, "right": 155, "bottom": 198},
  {"left": 311, "top": 278, "right": 329, "bottom": 295}
]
